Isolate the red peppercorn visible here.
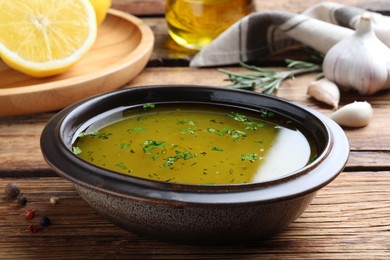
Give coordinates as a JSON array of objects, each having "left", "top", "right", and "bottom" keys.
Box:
[
  {"left": 27, "top": 224, "right": 39, "bottom": 233},
  {"left": 25, "top": 209, "right": 36, "bottom": 219}
]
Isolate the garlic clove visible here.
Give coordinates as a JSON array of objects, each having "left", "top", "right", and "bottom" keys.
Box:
[
  {"left": 329, "top": 101, "right": 373, "bottom": 128},
  {"left": 323, "top": 13, "right": 390, "bottom": 95},
  {"left": 307, "top": 78, "right": 340, "bottom": 109}
]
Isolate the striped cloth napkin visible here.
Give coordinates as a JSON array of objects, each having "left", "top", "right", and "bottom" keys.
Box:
[{"left": 190, "top": 2, "right": 390, "bottom": 67}]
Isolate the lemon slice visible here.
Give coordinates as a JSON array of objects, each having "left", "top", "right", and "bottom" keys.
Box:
[{"left": 0, "top": 0, "right": 97, "bottom": 78}]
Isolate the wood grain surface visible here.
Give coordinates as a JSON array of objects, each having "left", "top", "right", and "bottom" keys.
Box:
[
  {"left": 112, "top": 0, "right": 387, "bottom": 15},
  {"left": 1, "top": 0, "right": 390, "bottom": 259},
  {"left": 0, "top": 172, "right": 389, "bottom": 259}
]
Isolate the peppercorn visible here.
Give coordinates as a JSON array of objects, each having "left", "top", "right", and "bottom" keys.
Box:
[
  {"left": 25, "top": 209, "right": 36, "bottom": 219},
  {"left": 17, "top": 194, "right": 27, "bottom": 205},
  {"left": 27, "top": 224, "right": 39, "bottom": 233},
  {"left": 4, "top": 182, "right": 20, "bottom": 199},
  {"left": 50, "top": 197, "right": 59, "bottom": 205},
  {"left": 39, "top": 216, "right": 51, "bottom": 227}
]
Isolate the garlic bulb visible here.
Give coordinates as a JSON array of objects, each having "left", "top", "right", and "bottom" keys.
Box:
[
  {"left": 330, "top": 101, "right": 373, "bottom": 128},
  {"left": 323, "top": 13, "right": 390, "bottom": 95},
  {"left": 307, "top": 78, "right": 340, "bottom": 109}
]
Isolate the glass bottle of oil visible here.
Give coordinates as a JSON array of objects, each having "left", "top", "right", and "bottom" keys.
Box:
[{"left": 166, "top": 0, "right": 254, "bottom": 50}]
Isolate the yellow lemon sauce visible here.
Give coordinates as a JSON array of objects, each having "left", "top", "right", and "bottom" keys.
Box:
[{"left": 73, "top": 104, "right": 316, "bottom": 184}]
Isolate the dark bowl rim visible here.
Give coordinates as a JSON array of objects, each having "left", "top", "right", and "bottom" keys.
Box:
[{"left": 40, "top": 85, "right": 350, "bottom": 206}]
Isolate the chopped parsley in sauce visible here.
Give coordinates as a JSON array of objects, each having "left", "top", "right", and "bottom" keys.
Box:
[{"left": 73, "top": 104, "right": 315, "bottom": 184}]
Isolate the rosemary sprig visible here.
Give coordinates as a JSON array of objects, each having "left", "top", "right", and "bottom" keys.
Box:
[{"left": 219, "top": 59, "right": 322, "bottom": 94}]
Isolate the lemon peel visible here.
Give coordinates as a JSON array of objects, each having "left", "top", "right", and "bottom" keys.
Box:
[{"left": 89, "top": 0, "right": 112, "bottom": 26}]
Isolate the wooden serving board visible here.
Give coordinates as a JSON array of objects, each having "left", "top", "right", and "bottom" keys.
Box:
[{"left": 0, "top": 9, "right": 154, "bottom": 117}]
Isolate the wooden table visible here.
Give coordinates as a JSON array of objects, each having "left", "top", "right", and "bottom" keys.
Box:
[{"left": 1, "top": 1, "right": 390, "bottom": 259}]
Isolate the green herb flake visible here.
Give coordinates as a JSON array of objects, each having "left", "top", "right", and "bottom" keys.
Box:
[
  {"left": 206, "top": 128, "right": 224, "bottom": 136},
  {"left": 87, "top": 131, "right": 112, "bottom": 140},
  {"left": 151, "top": 154, "right": 159, "bottom": 160},
  {"left": 177, "top": 120, "right": 196, "bottom": 126},
  {"left": 130, "top": 127, "right": 147, "bottom": 132},
  {"left": 120, "top": 143, "right": 131, "bottom": 150},
  {"left": 245, "top": 122, "right": 265, "bottom": 131},
  {"left": 211, "top": 147, "right": 223, "bottom": 151},
  {"left": 227, "top": 112, "right": 247, "bottom": 123},
  {"left": 143, "top": 103, "right": 155, "bottom": 110},
  {"left": 241, "top": 153, "right": 259, "bottom": 163},
  {"left": 162, "top": 150, "right": 198, "bottom": 168},
  {"left": 72, "top": 146, "right": 82, "bottom": 155},
  {"left": 206, "top": 127, "right": 246, "bottom": 141},
  {"left": 78, "top": 131, "right": 111, "bottom": 139},
  {"left": 259, "top": 109, "right": 275, "bottom": 118},
  {"left": 176, "top": 150, "right": 198, "bottom": 160},
  {"left": 142, "top": 140, "right": 167, "bottom": 154},
  {"left": 78, "top": 132, "right": 87, "bottom": 138},
  {"left": 180, "top": 128, "right": 197, "bottom": 135},
  {"left": 230, "top": 129, "right": 247, "bottom": 141},
  {"left": 163, "top": 156, "right": 179, "bottom": 168},
  {"left": 115, "top": 162, "right": 127, "bottom": 170},
  {"left": 227, "top": 112, "right": 264, "bottom": 130},
  {"left": 206, "top": 128, "right": 216, "bottom": 133}
]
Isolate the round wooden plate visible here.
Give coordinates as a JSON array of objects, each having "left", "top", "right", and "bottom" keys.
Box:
[{"left": 0, "top": 9, "right": 154, "bottom": 117}]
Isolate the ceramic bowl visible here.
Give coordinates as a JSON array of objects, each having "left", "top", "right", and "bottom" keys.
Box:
[{"left": 40, "top": 85, "right": 349, "bottom": 244}]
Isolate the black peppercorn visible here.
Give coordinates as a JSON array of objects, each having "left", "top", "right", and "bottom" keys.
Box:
[
  {"left": 40, "top": 216, "right": 51, "bottom": 227},
  {"left": 4, "top": 182, "right": 20, "bottom": 199},
  {"left": 17, "top": 194, "right": 27, "bottom": 205}
]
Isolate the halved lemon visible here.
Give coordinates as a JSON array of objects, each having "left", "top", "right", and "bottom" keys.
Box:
[
  {"left": 0, "top": 0, "right": 97, "bottom": 78},
  {"left": 89, "top": 0, "right": 112, "bottom": 26}
]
